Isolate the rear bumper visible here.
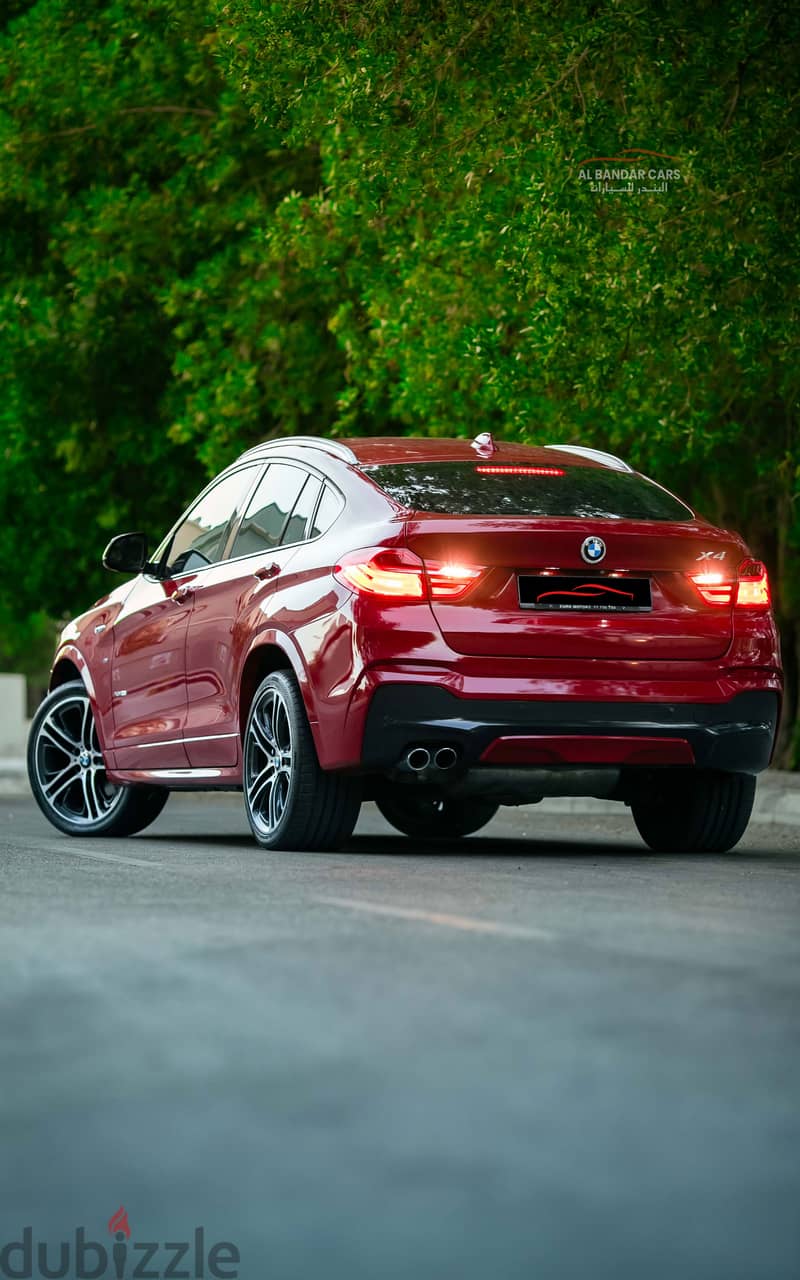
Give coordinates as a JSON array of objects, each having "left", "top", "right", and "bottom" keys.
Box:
[{"left": 360, "top": 685, "right": 780, "bottom": 775}]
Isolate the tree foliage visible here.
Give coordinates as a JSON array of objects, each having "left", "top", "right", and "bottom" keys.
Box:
[{"left": 1, "top": 0, "right": 799, "bottom": 755}]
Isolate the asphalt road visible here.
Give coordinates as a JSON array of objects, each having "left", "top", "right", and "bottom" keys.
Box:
[{"left": 1, "top": 794, "right": 799, "bottom": 1280}]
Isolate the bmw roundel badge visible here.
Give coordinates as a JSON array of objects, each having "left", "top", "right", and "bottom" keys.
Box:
[{"left": 581, "top": 535, "right": 606, "bottom": 564}]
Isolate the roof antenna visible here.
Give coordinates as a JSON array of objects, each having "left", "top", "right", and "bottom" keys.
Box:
[{"left": 471, "top": 431, "right": 497, "bottom": 458}]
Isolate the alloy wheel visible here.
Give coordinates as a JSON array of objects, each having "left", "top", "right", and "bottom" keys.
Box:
[
  {"left": 33, "top": 692, "right": 122, "bottom": 826},
  {"left": 245, "top": 685, "right": 294, "bottom": 838}
]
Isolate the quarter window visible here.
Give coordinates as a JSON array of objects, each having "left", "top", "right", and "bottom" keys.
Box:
[
  {"left": 282, "top": 476, "right": 323, "bottom": 546},
  {"left": 309, "top": 486, "right": 344, "bottom": 538}
]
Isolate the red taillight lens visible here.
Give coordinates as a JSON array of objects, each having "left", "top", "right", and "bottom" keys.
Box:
[
  {"left": 736, "top": 559, "right": 770, "bottom": 609},
  {"left": 426, "top": 562, "right": 483, "bottom": 599},
  {"left": 334, "top": 549, "right": 484, "bottom": 601},
  {"left": 689, "top": 559, "right": 771, "bottom": 610},
  {"left": 690, "top": 572, "right": 734, "bottom": 606},
  {"left": 334, "top": 548, "right": 425, "bottom": 599},
  {"left": 475, "top": 465, "right": 565, "bottom": 477}
]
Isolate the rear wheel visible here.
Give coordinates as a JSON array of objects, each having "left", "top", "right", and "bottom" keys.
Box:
[
  {"left": 375, "top": 785, "right": 499, "bottom": 840},
  {"left": 28, "top": 681, "right": 169, "bottom": 837},
  {"left": 631, "top": 770, "right": 756, "bottom": 853},
  {"left": 243, "top": 671, "right": 362, "bottom": 851}
]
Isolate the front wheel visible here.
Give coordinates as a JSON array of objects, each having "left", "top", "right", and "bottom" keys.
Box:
[
  {"left": 375, "top": 785, "right": 499, "bottom": 840},
  {"left": 243, "top": 671, "right": 362, "bottom": 851},
  {"left": 630, "top": 770, "right": 756, "bottom": 853},
  {"left": 28, "top": 681, "right": 169, "bottom": 837}
]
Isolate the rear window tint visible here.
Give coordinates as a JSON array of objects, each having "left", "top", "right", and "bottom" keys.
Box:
[{"left": 363, "top": 462, "right": 693, "bottom": 522}]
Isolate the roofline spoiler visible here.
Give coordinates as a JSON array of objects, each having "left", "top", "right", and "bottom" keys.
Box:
[
  {"left": 544, "top": 444, "right": 634, "bottom": 473},
  {"left": 237, "top": 435, "right": 358, "bottom": 464}
]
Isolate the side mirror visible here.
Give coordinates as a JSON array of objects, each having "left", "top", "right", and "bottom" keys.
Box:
[{"left": 102, "top": 532, "right": 149, "bottom": 575}]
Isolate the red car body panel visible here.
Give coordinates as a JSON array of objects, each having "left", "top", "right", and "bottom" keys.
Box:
[{"left": 48, "top": 437, "right": 782, "bottom": 788}]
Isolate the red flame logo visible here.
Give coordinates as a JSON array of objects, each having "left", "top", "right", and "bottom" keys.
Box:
[
  {"left": 537, "top": 583, "right": 635, "bottom": 602},
  {"left": 108, "top": 1206, "right": 131, "bottom": 1239}
]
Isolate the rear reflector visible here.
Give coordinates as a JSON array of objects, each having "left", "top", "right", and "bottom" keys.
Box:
[
  {"left": 480, "top": 735, "right": 695, "bottom": 767},
  {"left": 475, "top": 465, "right": 565, "bottom": 477}
]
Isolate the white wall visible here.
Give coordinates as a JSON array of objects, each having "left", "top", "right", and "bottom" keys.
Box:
[{"left": 0, "top": 674, "right": 30, "bottom": 756}]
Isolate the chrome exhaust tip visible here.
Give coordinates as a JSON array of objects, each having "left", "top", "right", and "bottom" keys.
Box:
[
  {"left": 433, "top": 746, "right": 458, "bottom": 770},
  {"left": 406, "top": 747, "right": 431, "bottom": 772}
]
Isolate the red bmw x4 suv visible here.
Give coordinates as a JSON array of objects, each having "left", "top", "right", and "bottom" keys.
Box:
[{"left": 28, "top": 434, "right": 781, "bottom": 853}]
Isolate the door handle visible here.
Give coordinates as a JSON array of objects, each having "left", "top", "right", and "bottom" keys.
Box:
[
  {"left": 172, "top": 585, "right": 193, "bottom": 604},
  {"left": 254, "top": 563, "right": 281, "bottom": 581}
]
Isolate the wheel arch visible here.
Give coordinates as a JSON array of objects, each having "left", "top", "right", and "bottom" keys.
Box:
[
  {"left": 238, "top": 633, "right": 319, "bottom": 750},
  {"left": 50, "top": 657, "right": 83, "bottom": 690},
  {"left": 46, "top": 646, "right": 110, "bottom": 755}
]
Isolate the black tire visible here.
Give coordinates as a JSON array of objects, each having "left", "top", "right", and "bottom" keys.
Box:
[
  {"left": 27, "top": 681, "right": 169, "bottom": 837},
  {"left": 631, "top": 770, "right": 756, "bottom": 853},
  {"left": 375, "top": 784, "right": 499, "bottom": 840},
  {"left": 243, "top": 671, "right": 361, "bottom": 851}
]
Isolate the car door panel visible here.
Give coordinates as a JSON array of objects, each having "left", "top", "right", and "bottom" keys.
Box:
[
  {"left": 110, "top": 575, "right": 192, "bottom": 769},
  {"left": 110, "top": 465, "right": 261, "bottom": 770},
  {"left": 183, "top": 546, "right": 304, "bottom": 766}
]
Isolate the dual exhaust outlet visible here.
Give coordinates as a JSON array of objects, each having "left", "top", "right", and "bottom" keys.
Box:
[{"left": 404, "top": 745, "right": 459, "bottom": 773}]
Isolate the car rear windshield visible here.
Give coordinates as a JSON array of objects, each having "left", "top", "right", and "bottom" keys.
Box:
[{"left": 363, "top": 462, "right": 693, "bottom": 521}]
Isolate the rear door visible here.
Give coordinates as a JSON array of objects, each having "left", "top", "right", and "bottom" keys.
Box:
[
  {"left": 366, "top": 462, "right": 741, "bottom": 662},
  {"left": 182, "top": 462, "right": 322, "bottom": 766}
]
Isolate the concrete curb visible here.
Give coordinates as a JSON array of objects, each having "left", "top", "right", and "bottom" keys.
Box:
[{"left": 2, "top": 757, "right": 799, "bottom": 827}]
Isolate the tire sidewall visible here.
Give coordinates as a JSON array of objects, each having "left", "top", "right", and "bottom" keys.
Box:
[
  {"left": 243, "top": 672, "right": 302, "bottom": 848},
  {"left": 376, "top": 785, "right": 498, "bottom": 840}
]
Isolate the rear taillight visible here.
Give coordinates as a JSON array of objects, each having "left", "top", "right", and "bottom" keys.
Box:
[
  {"left": 334, "top": 549, "right": 483, "bottom": 601},
  {"left": 689, "top": 559, "right": 771, "bottom": 610},
  {"left": 735, "top": 559, "right": 770, "bottom": 610},
  {"left": 334, "top": 548, "right": 425, "bottom": 599},
  {"left": 690, "top": 572, "right": 734, "bottom": 606},
  {"left": 426, "top": 562, "right": 483, "bottom": 599}
]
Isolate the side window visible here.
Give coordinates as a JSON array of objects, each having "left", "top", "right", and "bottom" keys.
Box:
[
  {"left": 310, "top": 485, "right": 344, "bottom": 538},
  {"left": 230, "top": 463, "right": 307, "bottom": 559},
  {"left": 282, "top": 476, "right": 322, "bottom": 546},
  {"left": 164, "top": 467, "right": 258, "bottom": 577}
]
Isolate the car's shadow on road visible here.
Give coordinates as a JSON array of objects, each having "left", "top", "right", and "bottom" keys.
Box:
[
  {"left": 140, "top": 828, "right": 798, "bottom": 864},
  {"left": 346, "top": 833, "right": 799, "bottom": 863}
]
